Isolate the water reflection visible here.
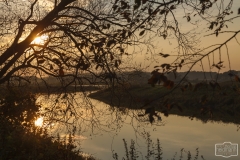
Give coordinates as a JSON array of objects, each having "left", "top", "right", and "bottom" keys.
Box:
[
  {"left": 37, "top": 93, "right": 164, "bottom": 135},
  {"left": 37, "top": 93, "right": 240, "bottom": 160},
  {"left": 81, "top": 113, "right": 240, "bottom": 160}
]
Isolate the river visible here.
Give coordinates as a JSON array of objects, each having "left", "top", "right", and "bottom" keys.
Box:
[{"left": 37, "top": 93, "right": 240, "bottom": 160}]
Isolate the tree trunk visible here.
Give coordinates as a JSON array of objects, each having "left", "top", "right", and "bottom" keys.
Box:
[{"left": 0, "top": 0, "right": 75, "bottom": 83}]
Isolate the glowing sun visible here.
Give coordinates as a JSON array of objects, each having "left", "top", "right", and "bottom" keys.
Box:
[
  {"left": 34, "top": 117, "right": 44, "bottom": 127},
  {"left": 31, "top": 35, "right": 48, "bottom": 45}
]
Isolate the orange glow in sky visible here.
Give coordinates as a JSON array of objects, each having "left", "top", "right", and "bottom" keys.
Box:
[
  {"left": 130, "top": 1, "right": 240, "bottom": 73},
  {"left": 31, "top": 35, "right": 48, "bottom": 45},
  {"left": 34, "top": 117, "right": 43, "bottom": 127}
]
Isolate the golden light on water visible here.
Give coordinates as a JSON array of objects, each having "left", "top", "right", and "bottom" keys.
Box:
[{"left": 34, "top": 117, "right": 43, "bottom": 127}]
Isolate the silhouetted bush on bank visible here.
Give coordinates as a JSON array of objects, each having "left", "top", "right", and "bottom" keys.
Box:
[{"left": 0, "top": 87, "right": 95, "bottom": 160}]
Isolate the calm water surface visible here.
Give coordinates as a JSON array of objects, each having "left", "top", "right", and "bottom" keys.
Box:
[
  {"left": 80, "top": 112, "right": 240, "bottom": 160},
  {"left": 39, "top": 94, "right": 240, "bottom": 160}
]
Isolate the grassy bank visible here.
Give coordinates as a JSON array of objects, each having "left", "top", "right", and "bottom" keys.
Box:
[{"left": 89, "top": 81, "right": 240, "bottom": 125}]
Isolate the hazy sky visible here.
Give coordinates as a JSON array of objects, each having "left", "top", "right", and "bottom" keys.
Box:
[
  {"left": 130, "top": 0, "right": 240, "bottom": 73},
  {"left": 1, "top": 0, "right": 239, "bottom": 73}
]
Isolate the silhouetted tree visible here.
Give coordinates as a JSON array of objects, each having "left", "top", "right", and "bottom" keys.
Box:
[
  {"left": 0, "top": 0, "right": 239, "bottom": 86},
  {"left": 0, "top": 0, "right": 239, "bottom": 125}
]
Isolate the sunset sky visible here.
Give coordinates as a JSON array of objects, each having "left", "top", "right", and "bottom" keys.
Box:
[
  {"left": 129, "top": 0, "right": 240, "bottom": 73},
  {"left": 1, "top": 0, "right": 239, "bottom": 74}
]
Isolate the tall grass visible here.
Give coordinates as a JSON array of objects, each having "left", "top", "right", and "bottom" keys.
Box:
[{"left": 112, "top": 132, "right": 205, "bottom": 160}]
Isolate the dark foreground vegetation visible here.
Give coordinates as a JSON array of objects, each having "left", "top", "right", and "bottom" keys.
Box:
[
  {"left": 0, "top": 87, "right": 95, "bottom": 160},
  {"left": 113, "top": 133, "right": 205, "bottom": 160}
]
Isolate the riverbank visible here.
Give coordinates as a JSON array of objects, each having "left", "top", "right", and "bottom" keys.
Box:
[{"left": 89, "top": 82, "right": 240, "bottom": 125}]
